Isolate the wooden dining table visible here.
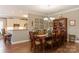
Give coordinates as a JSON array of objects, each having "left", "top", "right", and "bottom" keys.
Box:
[{"left": 36, "top": 34, "right": 48, "bottom": 52}]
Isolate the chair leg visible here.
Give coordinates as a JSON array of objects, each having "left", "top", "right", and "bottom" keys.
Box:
[
  {"left": 31, "top": 45, "right": 35, "bottom": 52},
  {"left": 51, "top": 42, "right": 53, "bottom": 50}
]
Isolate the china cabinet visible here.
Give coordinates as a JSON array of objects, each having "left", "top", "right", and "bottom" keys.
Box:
[{"left": 53, "top": 18, "right": 67, "bottom": 46}]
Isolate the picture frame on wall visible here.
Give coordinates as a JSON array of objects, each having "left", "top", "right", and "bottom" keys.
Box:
[{"left": 69, "top": 20, "right": 76, "bottom": 26}]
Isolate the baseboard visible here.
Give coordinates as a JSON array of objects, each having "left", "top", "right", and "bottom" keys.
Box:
[{"left": 12, "top": 40, "right": 30, "bottom": 44}]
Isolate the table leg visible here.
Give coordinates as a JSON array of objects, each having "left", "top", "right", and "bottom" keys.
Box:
[{"left": 42, "top": 38, "right": 45, "bottom": 53}]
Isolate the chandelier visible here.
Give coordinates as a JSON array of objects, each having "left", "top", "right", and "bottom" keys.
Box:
[{"left": 43, "top": 17, "right": 55, "bottom": 22}]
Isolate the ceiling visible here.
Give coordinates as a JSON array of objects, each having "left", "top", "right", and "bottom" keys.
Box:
[{"left": 0, "top": 5, "right": 79, "bottom": 17}]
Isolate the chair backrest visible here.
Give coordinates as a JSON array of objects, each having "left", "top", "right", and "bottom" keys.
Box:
[
  {"left": 29, "top": 31, "right": 35, "bottom": 40},
  {"left": 29, "top": 31, "right": 38, "bottom": 47},
  {"left": 29, "top": 31, "right": 41, "bottom": 44},
  {"left": 8, "top": 34, "right": 12, "bottom": 37}
]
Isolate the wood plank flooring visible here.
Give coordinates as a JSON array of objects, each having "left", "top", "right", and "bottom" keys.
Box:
[{"left": 0, "top": 39, "right": 79, "bottom": 53}]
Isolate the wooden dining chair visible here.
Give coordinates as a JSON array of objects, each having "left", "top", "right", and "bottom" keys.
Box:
[
  {"left": 3, "top": 34, "right": 12, "bottom": 44},
  {"left": 45, "top": 36, "right": 53, "bottom": 51},
  {"left": 29, "top": 31, "right": 42, "bottom": 52}
]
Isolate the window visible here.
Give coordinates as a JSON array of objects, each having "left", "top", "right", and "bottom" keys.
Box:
[{"left": 0, "top": 21, "right": 3, "bottom": 33}]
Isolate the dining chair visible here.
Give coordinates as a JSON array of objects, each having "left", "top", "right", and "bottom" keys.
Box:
[
  {"left": 3, "top": 34, "right": 12, "bottom": 44},
  {"left": 45, "top": 36, "right": 53, "bottom": 51},
  {"left": 29, "top": 31, "right": 42, "bottom": 52}
]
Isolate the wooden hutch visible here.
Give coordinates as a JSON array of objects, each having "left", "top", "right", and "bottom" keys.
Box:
[{"left": 53, "top": 18, "right": 67, "bottom": 46}]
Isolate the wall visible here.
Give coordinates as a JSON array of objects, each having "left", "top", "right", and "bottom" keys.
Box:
[
  {"left": 10, "top": 30, "right": 29, "bottom": 44},
  {"left": 49, "top": 8, "right": 79, "bottom": 42}
]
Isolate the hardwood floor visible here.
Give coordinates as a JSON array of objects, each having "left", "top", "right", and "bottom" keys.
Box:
[
  {"left": 54, "top": 42, "right": 79, "bottom": 53},
  {"left": 0, "top": 39, "right": 31, "bottom": 53},
  {"left": 0, "top": 39, "right": 79, "bottom": 53}
]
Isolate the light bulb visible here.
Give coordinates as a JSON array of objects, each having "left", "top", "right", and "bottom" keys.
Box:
[
  {"left": 44, "top": 17, "right": 48, "bottom": 21},
  {"left": 49, "top": 17, "right": 55, "bottom": 20},
  {"left": 22, "top": 14, "right": 28, "bottom": 18}
]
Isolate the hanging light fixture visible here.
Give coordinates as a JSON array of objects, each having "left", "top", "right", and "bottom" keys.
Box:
[{"left": 43, "top": 17, "right": 55, "bottom": 21}]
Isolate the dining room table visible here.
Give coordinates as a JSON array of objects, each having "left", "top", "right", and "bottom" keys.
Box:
[{"left": 36, "top": 34, "right": 48, "bottom": 52}]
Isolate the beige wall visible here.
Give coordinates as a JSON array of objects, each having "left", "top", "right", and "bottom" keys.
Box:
[{"left": 49, "top": 9, "right": 79, "bottom": 41}]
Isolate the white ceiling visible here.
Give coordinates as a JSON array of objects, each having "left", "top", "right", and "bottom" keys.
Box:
[{"left": 0, "top": 5, "right": 78, "bottom": 17}]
